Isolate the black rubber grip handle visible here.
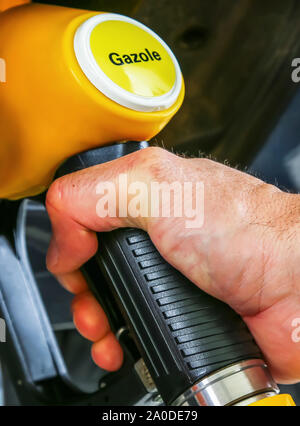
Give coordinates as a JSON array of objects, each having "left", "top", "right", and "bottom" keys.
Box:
[
  {"left": 95, "top": 227, "right": 261, "bottom": 404},
  {"left": 57, "top": 142, "right": 262, "bottom": 405}
]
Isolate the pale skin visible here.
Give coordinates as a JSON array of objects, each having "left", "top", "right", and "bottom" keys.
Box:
[{"left": 46, "top": 147, "right": 300, "bottom": 384}]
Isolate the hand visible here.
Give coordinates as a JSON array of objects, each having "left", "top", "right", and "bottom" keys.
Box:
[{"left": 46, "top": 147, "right": 300, "bottom": 383}]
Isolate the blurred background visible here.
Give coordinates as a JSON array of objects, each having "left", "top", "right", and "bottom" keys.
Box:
[{"left": 37, "top": 0, "right": 300, "bottom": 168}]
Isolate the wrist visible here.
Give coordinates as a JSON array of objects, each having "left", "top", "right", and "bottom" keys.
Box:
[
  {"left": 229, "top": 184, "right": 300, "bottom": 316},
  {"left": 259, "top": 188, "right": 300, "bottom": 304}
]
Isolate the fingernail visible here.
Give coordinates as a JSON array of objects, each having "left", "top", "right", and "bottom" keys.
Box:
[
  {"left": 56, "top": 271, "right": 88, "bottom": 295},
  {"left": 56, "top": 274, "right": 72, "bottom": 293},
  {"left": 46, "top": 237, "right": 59, "bottom": 270}
]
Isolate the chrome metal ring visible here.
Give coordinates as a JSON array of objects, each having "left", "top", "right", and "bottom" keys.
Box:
[{"left": 172, "top": 359, "right": 279, "bottom": 406}]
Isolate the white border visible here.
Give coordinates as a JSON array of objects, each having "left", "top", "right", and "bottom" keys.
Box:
[{"left": 74, "top": 13, "right": 182, "bottom": 112}]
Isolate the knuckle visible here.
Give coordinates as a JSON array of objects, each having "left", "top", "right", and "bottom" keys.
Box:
[
  {"left": 136, "top": 147, "right": 178, "bottom": 180},
  {"left": 46, "top": 177, "right": 65, "bottom": 212},
  {"left": 143, "top": 146, "right": 172, "bottom": 163}
]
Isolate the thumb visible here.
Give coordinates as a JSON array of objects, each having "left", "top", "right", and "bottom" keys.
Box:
[{"left": 46, "top": 147, "right": 161, "bottom": 275}]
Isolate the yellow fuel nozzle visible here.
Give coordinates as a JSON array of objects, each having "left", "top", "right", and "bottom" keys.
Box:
[
  {"left": 0, "top": 0, "right": 30, "bottom": 12},
  {"left": 0, "top": 3, "right": 184, "bottom": 199},
  {"left": 249, "top": 394, "right": 296, "bottom": 406}
]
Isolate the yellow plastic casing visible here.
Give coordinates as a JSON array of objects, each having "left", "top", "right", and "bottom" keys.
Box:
[
  {"left": 0, "top": 3, "right": 184, "bottom": 199},
  {"left": 0, "top": 0, "right": 30, "bottom": 12},
  {"left": 249, "top": 394, "right": 296, "bottom": 406}
]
